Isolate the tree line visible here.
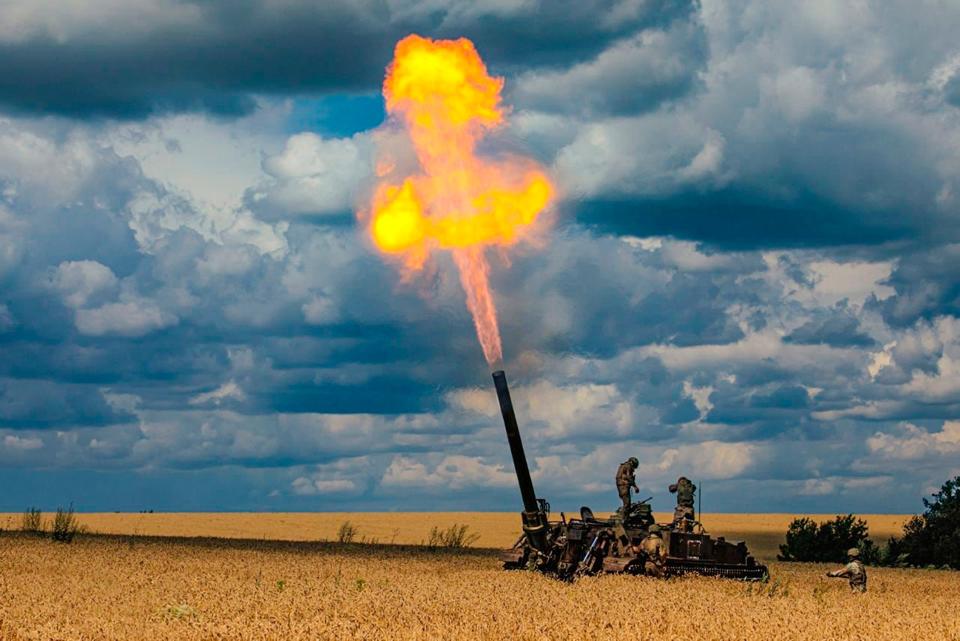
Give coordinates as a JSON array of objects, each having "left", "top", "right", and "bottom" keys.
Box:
[{"left": 778, "top": 475, "right": 960, "bottom": 569}]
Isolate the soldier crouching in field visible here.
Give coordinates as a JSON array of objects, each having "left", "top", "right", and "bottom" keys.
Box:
[
  {"left": 637, "top": 524, "right": 667, "bottom": 577},
  {"left": 826, "top": 548, "right": 867, "bottom": 593}
]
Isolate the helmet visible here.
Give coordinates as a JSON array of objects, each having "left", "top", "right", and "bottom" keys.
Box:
[
  {"left": 648, "top": 524, "right": 661, "bottom": 533},
  {"left": 628, "top": 457, "right": 639, "bottom": 467},
  {"left": 847, "top": 548, "right": 860, "bottom": 558}
]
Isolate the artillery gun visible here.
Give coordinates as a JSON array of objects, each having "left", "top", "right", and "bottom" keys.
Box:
[{"left": 492, "top": 370, "right": 768, "bottom": 581}]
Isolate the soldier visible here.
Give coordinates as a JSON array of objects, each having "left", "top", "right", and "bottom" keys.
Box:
[
  {"left": 668, "top": 476, "right": 697, "bottom": 529},
  {"left": 639, "top": 524, "right": 667, "bottom": 578},
  {"left": 826, "top": 548, "right": 867, "bottom": 593},
  {"left": 616, "top": 457, "right": 640, "bottom": 512}
]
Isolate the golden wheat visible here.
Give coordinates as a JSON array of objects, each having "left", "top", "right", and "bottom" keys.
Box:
[
  {"left": 0, "top": 514, "right": 952, "bottom": 641},
  {"left": 0, "top": 512, "right": 910, "bottom": 559}
]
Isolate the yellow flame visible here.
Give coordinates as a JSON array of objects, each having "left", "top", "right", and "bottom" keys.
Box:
[{"left": 366, "top": 34, "right": 553, "bottom": 364}]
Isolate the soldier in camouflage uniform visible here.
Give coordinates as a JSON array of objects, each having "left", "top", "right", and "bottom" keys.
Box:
[
  {"left": 826, "top": 548, "right": 867, "bottom": 593},
  {"left": 668, "top": 476, "right": 697, "bottom": 530},
  {"left": 616, "top": 457, "right": 640, "bottom": 512},
  {"left": 639, "top": 524, "right": 667, "bottom": 578}
]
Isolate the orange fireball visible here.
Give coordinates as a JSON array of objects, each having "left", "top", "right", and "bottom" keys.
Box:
[{"left": 366, "top": 34, "right": 553, "bottom": 364}]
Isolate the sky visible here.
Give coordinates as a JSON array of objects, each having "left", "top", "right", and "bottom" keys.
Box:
[{"left": 2, "top": 0, "right": 960, "bottom": 514}]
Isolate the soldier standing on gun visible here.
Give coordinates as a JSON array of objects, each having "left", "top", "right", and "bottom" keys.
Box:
[
  {"left": 638, "top": 524, "right": 667, "bottom": 578},
  {"left": 616, "top": 457, "right": 640, "bottom": 513},
  {"left": 826, "top": 548, "right": 867, "bottom": 593},
  {"left": 669, "top": 476, "right": 697, "bottom": 529}
]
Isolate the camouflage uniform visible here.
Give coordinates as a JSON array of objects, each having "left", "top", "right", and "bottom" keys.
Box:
[
  {"left": 639, "top": 526, "right": 667, "bottom": 577},
  {"left": 669, "top": 477, "right": 696, "bottom": 527},
  {"left": 827, "top": 549, "right": 867, "bottom": 593},
  {"left": 616, "top": 458, "right": 640, "bottom": 512}
]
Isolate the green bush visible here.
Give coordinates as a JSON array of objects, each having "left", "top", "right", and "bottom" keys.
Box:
[
  {"left": 425, "top": 524, "right": 480, "bottom": 548},
  {"left": 21, "top": 507, "right": 43, "bottom": 534},
  {"left": 891, "top": 476, "right": 960, "bottom": 569},
  {"left": 878, "top": 535, "right": 911, "bottom": 567},
  {"left": 777, "top": 517, "right": 818, "bottom": 562},
  {"left": 51, "top": 504, "right": 82, "bottom": 543},
  {"left": 778, "top": 514, "right": 876, "bottom": 563}
]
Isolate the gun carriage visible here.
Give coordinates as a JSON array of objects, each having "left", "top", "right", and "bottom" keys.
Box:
[{"left": 492, "top": 370, "right": 768, "bottom": 581}]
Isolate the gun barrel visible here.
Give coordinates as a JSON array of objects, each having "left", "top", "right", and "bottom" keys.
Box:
[{"left": 492, "top": 370, "right": 539, "bottom": 514}]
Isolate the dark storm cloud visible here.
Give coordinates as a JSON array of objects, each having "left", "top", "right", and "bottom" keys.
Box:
[
  {"left": 632, "top": 275, "right": 746, "bottom": 347},
  {"left": 510, "top": 16, "right": 706, "bottom": 118},
  {"left": 784, "top": 313, "right": 875, "bottom": 348},
  {"left": 880, "top": 244, "right": 960, "bottom": 327},
  {"left": 0, "top": 378, "right": 133, "bottom": 428},
  {"left": 945, "top": 74, "right": 960, "bottom": 109},
  {"left": 659, "top": 398, "right": 700, "bottom": 424},
  {"left": 265, "top": 375, "right": 441, "bottom": 414},
  {"left": 750, "top": 385, "right": 810, "bottom": 409},
  {"left": 0, "top": 466, "right": 294, "bottom": 512},
  {"left": 573, "top": 191, "right": 914, "bottom": 252},
  {"left": 0, "top": 0, "right": 690, "bottom": 119},
  {"left": 705, "top": 391, "right": 806, "bottom": 428}
]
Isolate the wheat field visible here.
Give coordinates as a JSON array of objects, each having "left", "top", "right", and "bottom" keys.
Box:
[
  {"left": 0, "top": 513, "right": 955, "bottom": 641},
  {"left": 0, "top": 512, "right": 912, "bottom": 559}
]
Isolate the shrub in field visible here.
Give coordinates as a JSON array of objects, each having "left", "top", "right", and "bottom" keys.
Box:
[
  {"left": 337, "top": 520, "right": 358, "bottom": 543},
  {"left": 21, "top": 507, "right": 43, "bottom": 534},
  {"left": 777, "top": 517, "right": 818, "bottom": 561},
  {"left": 879, "top": 535, "right": 911, "bottom": 567},
  {"left": 891, "top": 476, "right": 960, "bottom": 569},
  {"left": 425, "top": 524, "right": 480, "bottom": 548},
  {"left": 51, "top": 504, "right": 82, "bottom": 543},
  {"left": 778, "top": 514, "right": 876, "bottom": 563}
]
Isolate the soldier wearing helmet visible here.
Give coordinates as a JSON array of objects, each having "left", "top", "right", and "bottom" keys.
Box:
[
  {"left": 616, "top": 457, "right": 640, "bottom": 513},
  {"left": 638, "top": 524, "right": 667, "bottom": 577},
  {"left": 668, "top": 476, "right": 697, "bottom": 530},
  {"left": 826, "top": 548, "right": 867, "bottom": 593}
]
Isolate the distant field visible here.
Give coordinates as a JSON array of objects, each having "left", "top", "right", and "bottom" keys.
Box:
[
  {"left": 0, "top": 526, "right": 955, "bottom": 641},
  {"left": 0, "top": 511, "right": 912, "bottom": 560}
]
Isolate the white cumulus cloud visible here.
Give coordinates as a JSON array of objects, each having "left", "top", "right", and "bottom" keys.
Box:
[
  {"left": 51, "top": 260, "right": 118, "bottom": 308},
  {"left": 76, "top": 301, "right": 177, "bottom": 337}
]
